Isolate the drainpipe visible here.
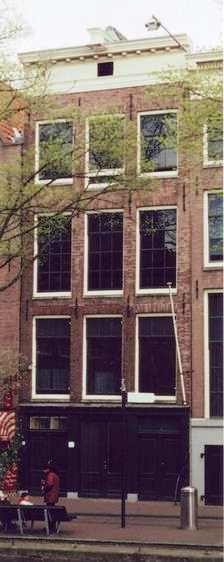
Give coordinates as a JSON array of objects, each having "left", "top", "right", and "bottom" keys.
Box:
[{"left": 167, "top": 282, "right": 187, "bottom": 405}]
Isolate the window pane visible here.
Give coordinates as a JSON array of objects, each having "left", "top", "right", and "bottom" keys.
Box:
[
  {"left": 88, "top": 213, "right": 123, "bottom": 291},
  {"left": 89, "top": 116, "right": 124, "bottom": 172},
  {"left": 208, "top": 193, "right": 223, "bottom": 262},
  {"left": 37, "top": 215, "right": 71, "bottom": 293},
  {"left": 207, "top": 118, "right": 223, "bottom": 162},
  {"left": 86, "top": 318, "right": 122, "bottom": 395},
  {"left": 140, "top": 113, "right": 177, "bottom": 173},
  {"left": 139, "top": 210, "right": 176, "bottom": 289},
  {"left": 209, "top": 293, "right": 223, "bottom": 417},
  {"left": 139, "top": 317, "right": 176, "bottom": 395},
  {"left": 36, "top": 318, "right": 70, "bottom": 394},
  {"left": 39, "top": 122, "right": 73, "bottom": 180}
]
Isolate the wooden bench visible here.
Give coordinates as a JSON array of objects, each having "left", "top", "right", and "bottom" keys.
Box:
[{"left": 0, "top": 504, "right": 76, "bottom": 535}]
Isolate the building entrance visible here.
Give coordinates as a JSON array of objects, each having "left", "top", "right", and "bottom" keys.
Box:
[{"left": 79, "top": 420, "right": 123, "bottom": 497}]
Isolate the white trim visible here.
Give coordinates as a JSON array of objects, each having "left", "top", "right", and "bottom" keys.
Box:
[
  {"left": 136, "top": 206, "right": 177, "bottom": 295},
  {"left": 32, "top": 316, "right": 70, "bottom": 400},
  {"left": 35, "top": 119, "right": 74, "bottom": 185},
  {"left": 82, "top": 314, "right": 122, "bottom": 401},
  {"left": 33, "top": 213, "right": 72, "bottom": 298},
  {"left": 85, "top": 114, "right": 125, "bottom": 190},
  {"left": 137, "top": 109, "right": 178, "bottom": 177},
  {"left": 135, "top": 313, "right": 177, "bottom": 402},
  {"left": 84, "top": 209, "right": 124, "bottom": 297},
  {"left": 203, "top": 190, "right": 223, "bottom": 269},
  {"left": 19, "top": 34, "right": 190, "bottom": 64},
  {"left": 204, "top": 289, "right": 223, "bottom": 418},
  {"left": 203, "top": 124, "right": 223, "bottom": 168}
]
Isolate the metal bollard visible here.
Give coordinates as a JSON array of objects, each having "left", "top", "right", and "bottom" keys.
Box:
[{"left": 180, "top": 486, "right": 198, "bottom": 529}]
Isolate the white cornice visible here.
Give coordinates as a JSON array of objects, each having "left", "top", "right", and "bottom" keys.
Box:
[
  {"left": 187, "top": 49, "right": 223, "bottom": 63},
  {"left": 18, "top": 33, "right": 190, "bottom": 64}
]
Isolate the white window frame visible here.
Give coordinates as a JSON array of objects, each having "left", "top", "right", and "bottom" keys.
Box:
[
  {"left": 136, "top": 206, "right": 177, "bottom": 295},
  {"left": 203, "top": 190, "right": 223, "bottom": 269},
  {"left": 204, "top": 290, "right": 223, "bottom": 418},
  {"left": 83, "top": 314, "right": 122, "bottom": 401},
  {"left": 32, "top": 316, "right": 70, "bottom": 400},
  {"left": 33, "top": 213, "right": 72, "bottom": 298},
  {"left": 135, "top": 313, "right": 176, "bottom": 402},
  {"left": 137, "top": 109, "right": 178, "bottom": 178},
  {"left": 35, "top": 119, "right": 74, "bottom": 185},
  {"left": 84, "top": 209, "right": 124, "bottom": 297},
  {"left": 203, "top": 124, "right": 223, "bottom": 167},
  {"left": 85, "top": 114, "right": 125, "bottom": 190}
]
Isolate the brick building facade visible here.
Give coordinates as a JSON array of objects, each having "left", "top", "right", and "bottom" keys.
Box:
[{"left": 1, "top": 28, "right": 222, "bottom": 503}]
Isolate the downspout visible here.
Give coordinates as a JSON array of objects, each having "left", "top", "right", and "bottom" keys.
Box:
[{"left": 167, "top": 282, "right": 187, "bottom": 405}]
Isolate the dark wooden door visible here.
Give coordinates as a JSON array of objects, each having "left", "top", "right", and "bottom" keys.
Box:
[
  {"left": 205, "top": 445, "right": 223, "bottom": 505},
  {"left": 27, "top": 433, "right": 68, "bottom": 494},
  {"left": 79, "top": 420, "right": 122, "bottom": 497},
  {"left": 138, "top": 433, "right": 182, "bottom": 500}
]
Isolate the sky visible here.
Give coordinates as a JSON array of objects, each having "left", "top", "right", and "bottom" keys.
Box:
[{"left": 3, "top": 0, "right": 223, "bottom": 54}]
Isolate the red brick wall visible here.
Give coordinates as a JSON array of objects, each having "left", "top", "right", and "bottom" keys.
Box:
[
  {"left": 0, "top": 144, "right": 22, "bottom": 406},
  {"left": 18, "top": 85, "right": 222, "bottom": 413}
]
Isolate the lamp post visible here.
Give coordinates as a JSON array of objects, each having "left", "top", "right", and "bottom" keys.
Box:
[
  {"left": 121, "top": 377, "right": 127, "bottom": 528},
  {"left": 145, "top": 15, "right": 188, "bottom": 52}
]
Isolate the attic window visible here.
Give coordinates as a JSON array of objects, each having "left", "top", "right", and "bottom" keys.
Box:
[{"left": 97, "top": 62, "right": 113, "bottom": 76}]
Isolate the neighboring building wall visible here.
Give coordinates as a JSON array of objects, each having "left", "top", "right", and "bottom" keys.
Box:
[
  {"left": 190, "top": 120, "right": 223, "bottom": 502},
  {"left": 191, "top": 419, "right": 223, "bottom": 501},
  {"left": 0, "top": 143, "right": 22, "bottom": 408}
]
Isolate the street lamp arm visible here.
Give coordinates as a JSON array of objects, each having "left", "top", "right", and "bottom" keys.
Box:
[{"left": 146, "top": 15, "right": 188, "bottom": 53}]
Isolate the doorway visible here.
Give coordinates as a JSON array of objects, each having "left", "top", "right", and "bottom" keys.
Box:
[{"left": 79, "top": 420, "right": 123, "bottom": 497}]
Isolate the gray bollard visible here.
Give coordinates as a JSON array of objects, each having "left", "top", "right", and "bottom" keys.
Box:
[{"left": 180, "top": 486, "right": 198, "bottom": 529}]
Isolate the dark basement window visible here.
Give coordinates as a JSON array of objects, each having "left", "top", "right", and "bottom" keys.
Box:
[{"left": 97, "top": 62, "right": 114, "bottom": 77}]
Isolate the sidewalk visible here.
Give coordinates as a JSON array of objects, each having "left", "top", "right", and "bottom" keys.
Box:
[
  {"left": 26, "top": 496, "right": 223, "bottom": 548},
  {"left": 0, "top": 497, "right": 223, "bottom": 562}
]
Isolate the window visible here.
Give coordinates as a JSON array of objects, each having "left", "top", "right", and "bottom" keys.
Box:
[
  {"left": 139, "top": 111, "right": 177, "bottom": 175},
  {"left": 97, "top": 62, "right": 114, "bottom": 76},
  {"left": 204, "top": 117, "right": 223, "bottom": 165},
  {"left": 86, "top": 115, "right": 124, "bottom": 187},
  {"left": 138, "top": 316, "right": 176, "bottom": 398},
  {"left": 34, "top": 215, "right": 71, "bottom": 296},
  {"left": 204, "top": 192, "right": 223, "bottom": 267},
  {"left": 137, "top": 208, "right": 176, "bottom": 293},
  {"left": 29, "top": 416, "right": 67, "bottom": 430},
  {"left": 85, "top": 317, "right": 122, "bottom": 396},
  {"left": 208, "top": 293, "right": 223, "bottom": 417},
  {"left": 34, "top": 318, "right": 70, "bottom": 397},
  {"left": 86, "top": 212, "right": 123, "bottom": 293},
  {"left": 36, "top": 121, "right": 73, "bottom": 182}
]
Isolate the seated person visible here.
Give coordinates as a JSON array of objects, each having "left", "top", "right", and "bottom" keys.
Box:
[
  {"left": 0, "top": 491, "right": 10, "bottom": 505},
  {"left": 18, "top": 492, "right": 33, "bottom": 506}
]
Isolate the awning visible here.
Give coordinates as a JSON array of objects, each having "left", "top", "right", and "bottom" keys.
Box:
[{"left": 0, "top": 411, "right": 16, "bottom": 442}]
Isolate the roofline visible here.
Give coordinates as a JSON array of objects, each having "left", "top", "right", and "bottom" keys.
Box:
[
  {"left": 18, "top": 33, "right": 190, "bottom": 64},
  {"left": 187, "top": 49, "right": 223, "bottom": 62}
]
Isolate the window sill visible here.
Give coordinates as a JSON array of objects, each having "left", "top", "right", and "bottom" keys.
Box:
[
  {"left": 33, "top": 292, "right": 72, "bottom": 299},
  {"left": 203, "top": 161, "right": 223, "bottom": 169},
  {"left": 139, "top": 171, "right": 178, "bottom": 179},
  {"left": 82, "top": 396, "right": 121, "bottom": 401},
  {"left": 34, "top": 178, "right": 73, "bottom": 186},
  {"left": 203, "top": 263, "right": 223, "bottom": 270},
  {"left": 136, "top": 288, "right": 177, "bottom": 295},
  {"left": 32, "top": 395, "right": 70, "bottom": 401},
  {"left": 84, "top": 290, "right": 123, "bottom": 297}
]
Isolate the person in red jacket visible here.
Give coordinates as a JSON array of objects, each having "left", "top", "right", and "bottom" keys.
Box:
[
  {"left": 42, "top": 461, "right": 60, "bottom": 506},
  {"left": 41, "top": 461, "right": 60, "bottom": 533}
]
